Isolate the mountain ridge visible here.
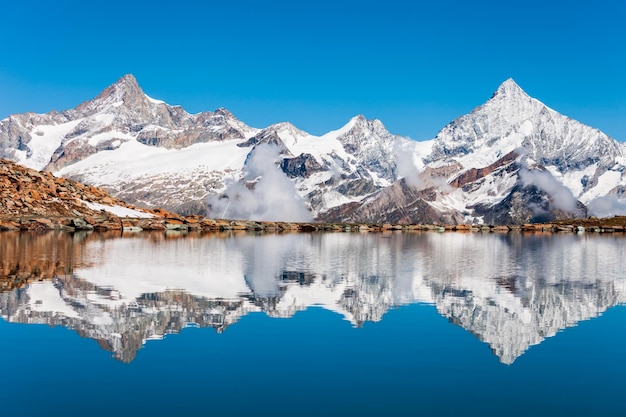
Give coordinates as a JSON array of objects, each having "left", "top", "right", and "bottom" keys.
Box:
[{"left": 1, "top": 75, "right": 625, "bottom": 224}]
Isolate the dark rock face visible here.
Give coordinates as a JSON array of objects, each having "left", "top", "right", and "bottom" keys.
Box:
[
  {"left": 335, "top": 176, "right": 378, "bottom": 197},
  {"left": 280, "top": 153, "right": 323, "bottom": 178}
]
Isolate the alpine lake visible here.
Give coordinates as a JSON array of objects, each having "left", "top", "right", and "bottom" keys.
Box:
[{"left": 1, "top": 229, "right": 625, "bottom": 416}]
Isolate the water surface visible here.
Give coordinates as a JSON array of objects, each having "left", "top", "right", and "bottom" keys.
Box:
[{"left": 0, "top": 231, "right": 625, "bottom": 416}]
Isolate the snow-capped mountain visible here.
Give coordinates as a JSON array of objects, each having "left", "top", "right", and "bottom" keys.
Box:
[
  {"left": 1, "top": 75, "right": 407, "bottom": 219},
  {"left": 1, "top": 75, "right": 625, "bottom": 223},
  {"left": 321, "top": 78, "right": 624, "bottom": 224},
  {"left": 1, "top": 75, "right": 256, "bottom": 170},
  {"left": 429, "top": 78, "right": 625, "bottom": 201}
]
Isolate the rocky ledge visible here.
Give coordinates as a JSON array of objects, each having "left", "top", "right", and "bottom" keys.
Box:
[{"left": 2, "top": 158, "right": 626, "bottom": 234}]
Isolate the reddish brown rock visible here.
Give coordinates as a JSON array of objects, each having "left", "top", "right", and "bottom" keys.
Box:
[{"left": 449, "top": 151, "right": 519, "bottom": 189}]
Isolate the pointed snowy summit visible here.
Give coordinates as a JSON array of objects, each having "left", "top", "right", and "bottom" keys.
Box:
[{"left": 492, "top": 78, "right": 529, "bottom": 99}]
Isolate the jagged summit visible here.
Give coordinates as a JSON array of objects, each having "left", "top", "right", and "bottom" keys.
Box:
[
  {"left": 78, "top": 73, "right": 148, "bottom": 113},
  {"left": 340, "top": 114, "right": 388, "bottom": 137},
  {"left": 347, "top": 114, "right": 383, "bottom": 127},
  {"left": 113, "top": 73, "right": 140, "bottom": 90},
  {"left": 429, "top": 76, "right": 620, "bottom": 165},
  {"left": 350, "top": 114, "right": 367, "bottom": 123},
  {"left": 213, "top": 107, "right": 236, "bottom": 118}
]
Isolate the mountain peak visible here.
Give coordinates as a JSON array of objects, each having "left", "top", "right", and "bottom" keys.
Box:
[
  {"left": 344, "top": 114, "right": 389, "bottom": 135},
  {"left": 493, "top": 78, "right": 528, "bottom": 99},
  {"left": 89, "top": 74, "right": 146, "bottom": 110},
  {"left": 214, "top": 107, "right": 235, "bottom": 118},
  {"left": 119, "top": 73, "right": 138, "bottom": 84}
]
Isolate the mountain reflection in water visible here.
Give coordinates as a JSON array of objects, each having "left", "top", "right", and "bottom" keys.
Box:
[{"left": 0, "top": 230, "right": 624, "bottom": 364}]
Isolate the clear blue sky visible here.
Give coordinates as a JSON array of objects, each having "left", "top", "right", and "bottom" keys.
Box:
[{"left": 1, "top": 0, "right": 624, "bottom": 141}]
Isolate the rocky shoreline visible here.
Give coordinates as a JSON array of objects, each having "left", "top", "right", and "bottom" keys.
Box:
[{"left": 2, "top": 213, "right": 626, "bottom": 234}]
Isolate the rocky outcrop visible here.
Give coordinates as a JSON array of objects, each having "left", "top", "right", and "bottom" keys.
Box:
[
  {"left": 280, "top": 153, "right": 323, "bottom": 178},
  {"left": 1, "top": 158, "right": 133, "bottom": 218},
  {"left": 449, "top": 150, "right": 520, "bottom": 189},
  {"left": 237, "top": 126, "right": 291, "bottom": 151}
]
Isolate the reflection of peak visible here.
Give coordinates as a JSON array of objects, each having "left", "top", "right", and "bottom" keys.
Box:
[
  {"left": 432, "top": 276, "right": 622, "bottom": 364},
  {"left": 6, "top": 264, "right": 622, "bottom": 364},
  {"left": 1, "top": 232, "right": 626, "bottom": 364},
  {"left": 2, "top": 279, "right": 252, "bottom": 363}
]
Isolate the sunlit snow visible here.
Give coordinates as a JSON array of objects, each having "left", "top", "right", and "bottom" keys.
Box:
[{"left": 82, "top": 201, "right": 154, "bottom": 218}]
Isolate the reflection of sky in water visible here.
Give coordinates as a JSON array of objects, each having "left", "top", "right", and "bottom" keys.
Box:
[{"left": 1, "top": 232, "right": 626, "bottom": 415}]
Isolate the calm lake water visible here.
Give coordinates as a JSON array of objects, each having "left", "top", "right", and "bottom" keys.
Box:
[{"left": 1, "top": 230, "right": 625, "bottom": 416}]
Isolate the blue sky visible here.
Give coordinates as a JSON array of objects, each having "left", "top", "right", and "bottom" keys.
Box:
[{"left": 1, "top": 0, "right": 624, "bottom": 141}]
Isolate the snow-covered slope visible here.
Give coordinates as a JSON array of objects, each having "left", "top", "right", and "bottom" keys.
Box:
[{"left": 1, "top": 75, "right": 625, "bottom": 223}]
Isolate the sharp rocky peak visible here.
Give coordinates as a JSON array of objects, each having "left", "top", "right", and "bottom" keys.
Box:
[
  {"left": 98, "top": 74, "right": 143, "bottom": 100},
  {"left": 213, "top": 107, "right": 235, "bottom": 118},
  {"left": 77, "top": 74, "right": 149, "bottom": 114}
]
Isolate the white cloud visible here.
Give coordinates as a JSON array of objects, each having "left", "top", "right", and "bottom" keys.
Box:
[
  {"left": 519, "top": 168, "right": 579, "bottom": 212},
  {"left": 394, "top": 142, "right": 422, "bottom": 188},
  {"left": 587, "top": 195, "right": 626, "bottom": 218},
  {"left": 207, "top": 144, "right": 313, "bottom": 222}
]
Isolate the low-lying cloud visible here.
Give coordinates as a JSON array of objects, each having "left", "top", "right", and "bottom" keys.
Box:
[
  {"left": 587, "top": 195, "right": 626, "bottom": 218},
  {"left": 207, "top": 144, "right": 312, "bottom": 222},
  {"left": 519, "top": 168, "right": 579, "bottom": 212},
  {"left": 394, "top": 142, "right": 422, "bottom": 188}
]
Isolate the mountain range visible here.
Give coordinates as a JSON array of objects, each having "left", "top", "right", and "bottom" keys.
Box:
[{"left": 2, "top": 74, "right": 625, "bottom": 224}]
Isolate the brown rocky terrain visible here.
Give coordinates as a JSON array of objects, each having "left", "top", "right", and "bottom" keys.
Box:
[{"left": 0, "top": 158, "right": 162, "bottom": 231}]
